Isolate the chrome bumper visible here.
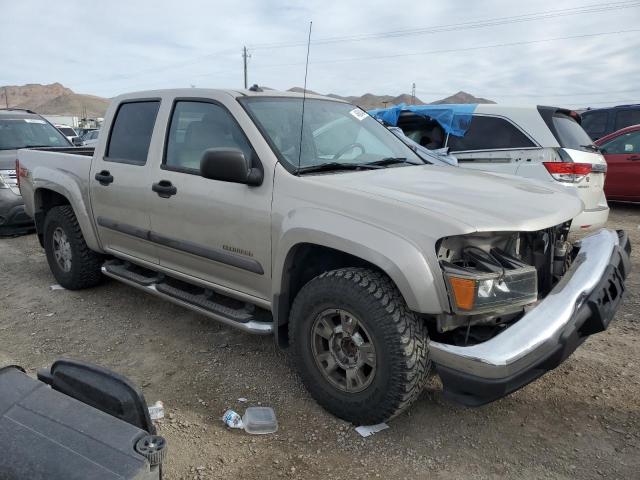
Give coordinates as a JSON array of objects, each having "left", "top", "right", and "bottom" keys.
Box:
[{"left": 429, "top": 228, "right": 631, "bottom": 405}]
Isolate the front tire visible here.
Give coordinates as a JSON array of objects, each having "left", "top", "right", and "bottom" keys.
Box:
[
  {"left": 43, "top": 205, "right": 103, "bottom": 290},
  {"left": 289, "top": 268, "right": 431, "bottom": 424}
]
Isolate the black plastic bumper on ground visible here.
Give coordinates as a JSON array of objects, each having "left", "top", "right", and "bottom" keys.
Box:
[
  {"left": 0, "top": 191, "right": 34, "bottom": 235},
  {"left": 437, "top": 230, "right": 631, "bottom": 407}
]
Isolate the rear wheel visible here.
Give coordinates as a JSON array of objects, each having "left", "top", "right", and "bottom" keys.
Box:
[
  {"left": 289, "top": 268, "right": 431, "bottom": 424},
  {"left": 43, "top": 205, "right": 103, "bottom": 290}
]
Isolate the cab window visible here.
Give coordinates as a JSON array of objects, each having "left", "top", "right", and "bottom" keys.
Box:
[
  {"left": 106, "top": 101, "right": 160, "bottom": 165},
  {"left": 164, "top": 101, "right": 253, "bottom": 172}
]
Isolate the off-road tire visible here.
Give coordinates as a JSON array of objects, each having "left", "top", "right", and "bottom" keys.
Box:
[
  {"left": 43, "top": 205, "right": 103, "bottom": 290},
  {"left": 289, "top": 268, "right": 431, "bottom": 424}
]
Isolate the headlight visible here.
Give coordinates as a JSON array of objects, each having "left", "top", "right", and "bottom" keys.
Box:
[{"left": 441, "top": 247, "right": 538, "bottom": 315}]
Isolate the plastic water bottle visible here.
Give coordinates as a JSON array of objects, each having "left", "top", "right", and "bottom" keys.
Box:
[{"left": 222, "top": 409, "right": 244, "bottom": 429}]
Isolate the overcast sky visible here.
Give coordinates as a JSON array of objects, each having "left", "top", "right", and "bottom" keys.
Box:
[{"left": 1, "top": 0, "right": 639, "bottom": 107}]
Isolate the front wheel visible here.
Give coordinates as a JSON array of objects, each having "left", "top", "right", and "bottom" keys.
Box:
[
  {"left": 289, "top": 268, "right": 431, "bottom": 424},
  {"left": 43, "top": 205, "right": 103, "bottom": 290}
]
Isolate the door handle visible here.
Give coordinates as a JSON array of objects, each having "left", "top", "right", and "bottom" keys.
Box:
[
  {"left": 152, "top": 180, "right": 177, "bottom": 198},
  {"left": 95, "top": 170, "right": 114, "bottom": 185},
  {"left": 629, "top": 155, "right": 640, "bottom": 161}
]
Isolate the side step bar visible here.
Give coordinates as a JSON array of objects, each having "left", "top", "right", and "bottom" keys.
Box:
[{"left": 101, "top": 263, "right": 273, "bottom": 335}]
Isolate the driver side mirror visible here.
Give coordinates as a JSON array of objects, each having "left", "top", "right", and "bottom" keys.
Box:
[
  {"left": 72, "top": 137, "right": 84, "bottom": 146},
  {"left": 200, "top": 148, "right": 263, "bottom": 186}
]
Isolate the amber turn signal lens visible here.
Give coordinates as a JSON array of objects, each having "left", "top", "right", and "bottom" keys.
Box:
[{"left": 448, "top": 277, "right": 476, "bottom": 311}]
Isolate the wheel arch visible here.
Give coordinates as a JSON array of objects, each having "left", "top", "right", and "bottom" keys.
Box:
[
  {"left": 33, "top": 185, "right": 101, "bottom": 251},
  {"left": 272, "top": 227, "right": 443, "bottom": 348}
]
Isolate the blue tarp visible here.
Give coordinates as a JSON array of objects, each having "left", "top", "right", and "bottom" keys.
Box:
[{"left": 368, "top": 103, "right": 477, "bottom": 137}]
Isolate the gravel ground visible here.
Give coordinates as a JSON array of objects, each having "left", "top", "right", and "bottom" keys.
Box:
[{"left": 1, "top": 205, "right": 638, "bottom": 480}]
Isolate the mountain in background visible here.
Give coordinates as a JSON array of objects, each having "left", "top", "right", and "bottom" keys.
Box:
[
  {"left": 288, "top": 87, "right": 494, "bottom": 109},
  {"left": 0, "top": 83, "right": 110, "bottom": 117},
  {"left": 0, "top": 83, "right": 494, "bottom": 118},
  {"left": 430, "top": 90, "right": 495, "bottom": 105}
]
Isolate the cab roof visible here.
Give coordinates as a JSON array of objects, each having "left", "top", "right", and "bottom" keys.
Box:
[{"left": 112, "top": 87, "right": 345, "bottom": 103}]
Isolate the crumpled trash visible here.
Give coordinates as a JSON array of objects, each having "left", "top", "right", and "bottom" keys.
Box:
[
  {"left": 355, "top": 423, "right": 389, "bottom": 438},
  {"left": 148, "top": 400, "right": 164, "bottom": 420},
  {"left": 49, "top": 284, "right": 65, "bottom": 291}
]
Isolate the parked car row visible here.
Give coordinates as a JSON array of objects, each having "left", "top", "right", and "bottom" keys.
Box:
[
  {"left": 369, "top": 104, "right": 610, "bottom": 231},
  {"left": 0, "top": 108, "right": 73, "bottom": 235},
  {"left": 15, "top": 88, "right": 631, "bottom": 424},
  {"left": 581, "top": 104, "right": 640, "bottom": 140}
]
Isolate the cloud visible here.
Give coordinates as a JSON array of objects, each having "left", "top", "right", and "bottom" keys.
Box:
[{"left": 1, "top": 0, "right": 638, "bottom": 107}]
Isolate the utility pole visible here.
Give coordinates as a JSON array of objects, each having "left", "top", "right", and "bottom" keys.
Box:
[
  {"left": 411, "top": 83, "right": 416, "bottom": 105},
  {"left": 242, "top": 46, "right": 251, "bottom": 89},
  {"left": 3, "top": 87, "right": 8, "bottom": 108}
]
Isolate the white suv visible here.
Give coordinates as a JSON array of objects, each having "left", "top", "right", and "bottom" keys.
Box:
[{"left": 371, "top": 105, "right": 609, "bottom": 231}]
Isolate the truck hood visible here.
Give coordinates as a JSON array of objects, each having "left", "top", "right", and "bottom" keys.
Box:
[{"left": 309, "top": 165, "right": 583, "bottom": 232}]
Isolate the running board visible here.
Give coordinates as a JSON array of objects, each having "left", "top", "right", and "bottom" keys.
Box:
[{"left": 101, "top": 264, "right": 273, "bottom": 335}]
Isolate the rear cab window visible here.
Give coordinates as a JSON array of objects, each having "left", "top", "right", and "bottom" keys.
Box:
[
  {"left": 446, "top": 115, "right": 535, "bottom": 151},
  {"left": 106, "top": 100, "right": 160, "bottom": 165}
]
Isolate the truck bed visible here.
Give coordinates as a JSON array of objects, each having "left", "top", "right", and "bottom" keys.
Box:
[{"left": 17, "top": 147, "right": 97, "bottom": 242}]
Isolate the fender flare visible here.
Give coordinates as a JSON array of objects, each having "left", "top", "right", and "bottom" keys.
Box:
[
  {"left": 32, "top": 171, "right": 102, "bottom": 252},
  {"left": 272, "top": 208, "right": 446, "bottom": 318}
]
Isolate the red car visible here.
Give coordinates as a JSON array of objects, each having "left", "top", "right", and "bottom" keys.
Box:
[{"left": 595, "top": 124, "right": 640, "bottom": 202}]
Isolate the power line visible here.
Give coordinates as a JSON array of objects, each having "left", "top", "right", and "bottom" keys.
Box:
[
  {"left": 248, "top": 1, "right": 640, "bottom": 50},
  {"left": 245, "top": 28, "right": 640, "bottom": 69},
  {"left": 565, "top": 99, "right": 639, "bottom": 106},
  {"left": 72, "top": 0, "right": 640, "bottom": 88},
  {"left": 415, "top": 88, "right": 640, "bottom": 98}
]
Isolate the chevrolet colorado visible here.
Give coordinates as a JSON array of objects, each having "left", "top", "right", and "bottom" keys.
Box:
[{"left": 17, "top": 89, "right": 631, "bottom": 424}]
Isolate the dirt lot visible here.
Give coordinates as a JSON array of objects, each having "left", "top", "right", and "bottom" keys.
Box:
[{"left": 1, "top": 205, "right": 639, "bottom": 480}]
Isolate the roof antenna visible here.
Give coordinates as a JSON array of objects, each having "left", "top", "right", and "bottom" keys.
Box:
[{"left": 297, "top": 21, "right": 313, "bottom": 172}]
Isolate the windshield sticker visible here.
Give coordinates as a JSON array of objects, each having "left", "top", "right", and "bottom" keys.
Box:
[
  {"left": 24, "top": 119, "right": 46, "bottom": 124},
  {"left": 349, "top": 108, "right": 368, "bottom": 121},
  {"left": 625, "top": 144, "right": 633, "bottom": 152}
]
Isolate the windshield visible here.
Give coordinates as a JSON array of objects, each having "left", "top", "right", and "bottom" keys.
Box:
[
  {"left": 0, "top": 118, "right": 70, "bottom": 150},
  {"left": 552, "top": 113, "right": 594, "bottom": 150},
  {"left": 241, "top": 98, "right": 424, "bottom": 172}
]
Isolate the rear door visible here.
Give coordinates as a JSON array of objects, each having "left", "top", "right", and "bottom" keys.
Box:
[
  {"left": 445, "top": 114, "right": 539, "bottom": 175},
  {"left": 600, "top": 129, "right": 640, "bottom": 200},
  {"left": 89, "top": 100, "right": 161, "bottom": 264}
]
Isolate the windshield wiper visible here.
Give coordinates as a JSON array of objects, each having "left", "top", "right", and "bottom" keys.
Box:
[
  {"left": 297, "top": 162, "right": 382, "bottom": 175},
  {"left": 366, "top": 157, "right": 422, "bottom": 167},
  {"left": 580, "top": 144, "right": 600, "bottom": 152}
]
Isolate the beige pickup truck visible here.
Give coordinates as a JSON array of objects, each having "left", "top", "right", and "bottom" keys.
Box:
[{"left": 17, "top": 88, "right": 631, "bottom": 424}]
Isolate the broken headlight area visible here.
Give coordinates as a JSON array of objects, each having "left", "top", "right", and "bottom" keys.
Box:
[
  {"left": 441, "top": 247, "right": 538, "bottom": 315},
  {"left": 435, "top": 224, "right": 573, "bottom": 339}
]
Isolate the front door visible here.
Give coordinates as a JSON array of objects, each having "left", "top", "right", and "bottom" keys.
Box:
[
  {"left": 89, "top": 100, "right": 161, "bottom": 264},
  {"left": 600, "top": 129, "right": 640, "bottom": 200},
  {"left": 146, "top": 99, "right": 272, "bottom": 301}
]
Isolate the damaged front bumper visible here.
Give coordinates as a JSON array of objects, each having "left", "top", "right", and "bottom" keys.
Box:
[{"left": 429, "top": 229, "right": 631, "bottom": 406}]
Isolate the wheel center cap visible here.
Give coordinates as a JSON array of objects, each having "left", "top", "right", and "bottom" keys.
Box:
[{"left": 330, "top": 333, "right": 359, "bottom": 368}]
